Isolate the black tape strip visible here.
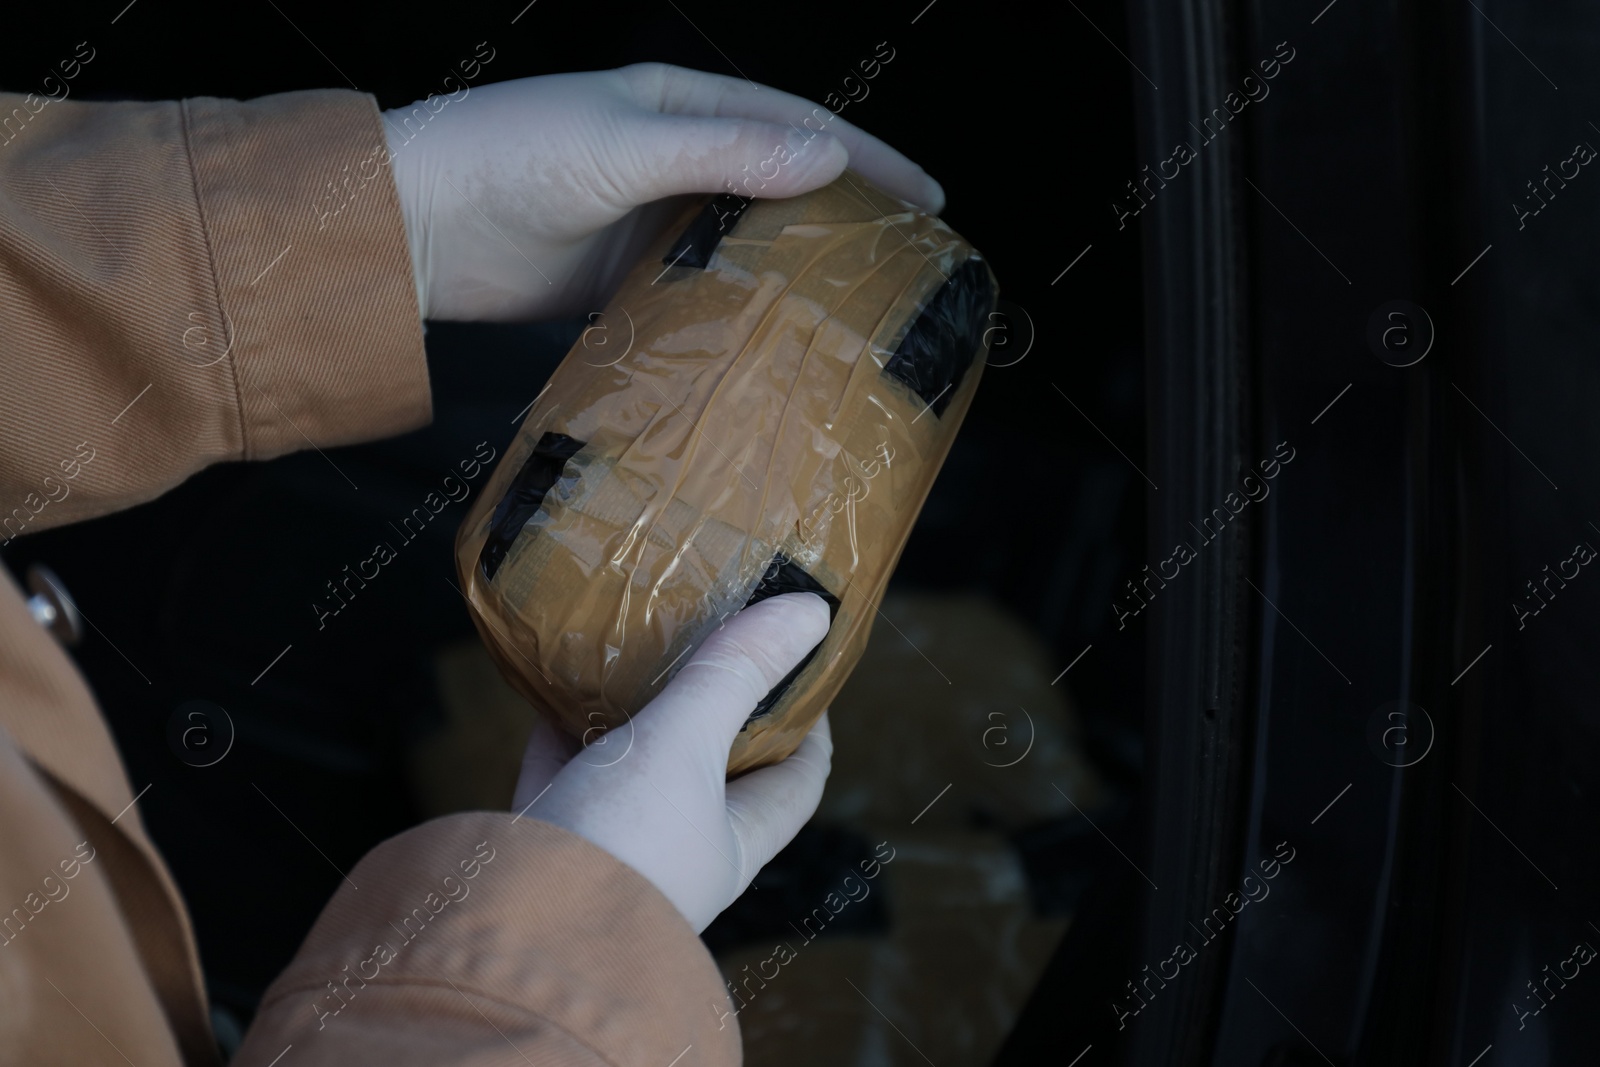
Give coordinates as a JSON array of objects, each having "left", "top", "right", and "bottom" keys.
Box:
[
  {"left": 478, "top": 431, "right": 586, "bottom": 582},
  {"left": 661, "top": 193, "right": 753, "bottom": 271},
  {"left": 739, "top": 553, "right": 840, "bottom": 725},
  {"left": 882, "top": 255, "right": 994, "bottom": 418}
]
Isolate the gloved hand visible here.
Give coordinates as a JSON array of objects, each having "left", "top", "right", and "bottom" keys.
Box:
[
  {"left": 382, "top": 62, "right": 945, "bottom": 321},
  {"left": 510, "top": 592, "right": 834, "bottom": 933}
]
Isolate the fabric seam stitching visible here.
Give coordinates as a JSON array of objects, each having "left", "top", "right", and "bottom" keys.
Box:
[{"left": 178, "top": 98, "right": 251, "bottom": 458}]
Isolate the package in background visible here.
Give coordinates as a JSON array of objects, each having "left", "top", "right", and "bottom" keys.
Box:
[{"left": 455, "top": 171, "right": 998, "bottom": 774}]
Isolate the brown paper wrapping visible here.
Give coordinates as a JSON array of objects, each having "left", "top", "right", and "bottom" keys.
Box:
[{"left": 454, "top": 171, "right": 997, "bottom": 774}]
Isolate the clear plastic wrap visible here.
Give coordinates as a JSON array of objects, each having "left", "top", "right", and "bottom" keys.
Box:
[{"left": 454, "top": 171, "right": 998, "bottom": 774}]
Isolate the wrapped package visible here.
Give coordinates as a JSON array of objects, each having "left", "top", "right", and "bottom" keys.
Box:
[{"left": 454, "top": 171, "right": 998, "bottom": 774}]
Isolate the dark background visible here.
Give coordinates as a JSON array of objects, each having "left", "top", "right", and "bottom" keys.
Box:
[{"left": 1, "top": 0, "right": 1148, "bottom": 1057}]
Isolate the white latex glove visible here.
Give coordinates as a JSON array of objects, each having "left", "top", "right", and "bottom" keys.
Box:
[
  {"left": 511, "top": 592, "right": 834, "bottom": 933},
  {"left": 381, "top": 62, "right": 945, "bottom": 321}
]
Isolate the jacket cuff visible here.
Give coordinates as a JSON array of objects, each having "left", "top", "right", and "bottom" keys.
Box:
[
  {"left": 182, "top": 90, "right": 429, "bottom": 459},
  {"left": 251, "top": 813, "right": 742, "bottom": 1065}
]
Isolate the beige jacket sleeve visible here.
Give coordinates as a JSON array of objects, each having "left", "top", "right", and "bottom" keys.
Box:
[
  {"left": 236, "top": 815, "right": 741, "bottom": 1066},
  {"left": 0, "top": 87, "right": 427, "bottom": 536},
  {"left": 0, "top": 87, "right": 741, "bottom": 1065}
]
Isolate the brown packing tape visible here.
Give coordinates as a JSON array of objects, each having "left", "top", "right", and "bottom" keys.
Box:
[{"left": 455, "top": 172, "right": 998, "bottom": 774}]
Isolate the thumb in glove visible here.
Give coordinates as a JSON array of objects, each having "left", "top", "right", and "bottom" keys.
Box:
[{"left": 512, "top": 591, "right": 834, "bottom": 932}]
